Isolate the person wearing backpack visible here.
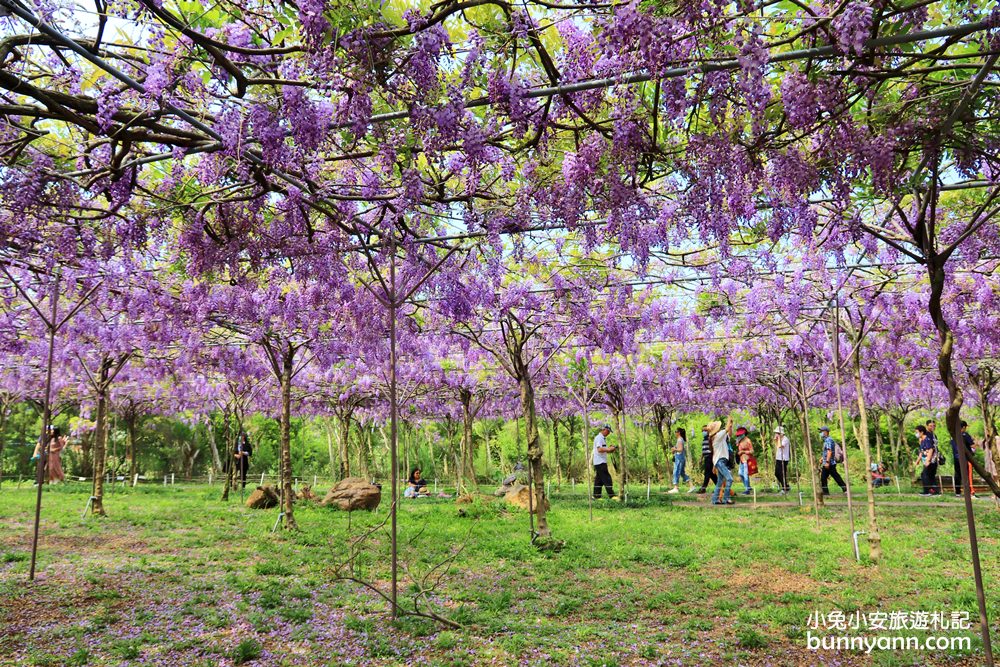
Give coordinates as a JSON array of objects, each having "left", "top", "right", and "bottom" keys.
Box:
[
  {"left": 819, "top": 426, "right": 847, "bottom": 495},
  {"left": 916, "top": 425, "right": 940, "bottom": 496},
  {"left": 695, "top": 424, "right": 717, "bottom": 494}
]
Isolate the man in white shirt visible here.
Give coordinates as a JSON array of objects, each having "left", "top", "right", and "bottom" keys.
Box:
[
  {"left": 592, "top": 424, "right": 617, "bottom": 499},
  {"left": 774, "top": 426, "right": 791, "bottom": 494},
  {"left": 710, "top": 418, "right": 734, "bottom": 505}
]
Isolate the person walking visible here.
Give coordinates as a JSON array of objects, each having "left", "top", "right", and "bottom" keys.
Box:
[
  {"left": 951, "top": 421, "right": 977, "bottom": 499},
  {"left": 592, "top": 424, "right": 617, "bottom": 499},
  {"left": 774, "top": 426, "right": 791, "bottom": 494},
  {"left": 710, "top": 418, "right": 735, "bottom": 505},
  {"left": 696, "top": 424, "right": 716, "bottom": 493},
  {"left": 925, "top": 419, "right": 938, "bottom": 448},
  {"left": 234, "top": 431, "right": 253, "bottom": 489},
  {"left": 819, "top": 426, "right": 847, "bottom": 495},
  {"left": 917, "top": 425, "right": 940, "bottom": 496},
  {"left": 668, "top": 427, "right": 693, "bottom": 494},
  {"left": 46, "top": 427, "right": 67, "bottom": 484},
  {"left": 735, "top": 426, "right": 754, "bottom": 495}
]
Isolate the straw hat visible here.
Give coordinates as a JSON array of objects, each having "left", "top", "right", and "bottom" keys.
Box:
[
  {"left": 706, "top": 421, "right": 722, "bottom": 437},
  {"left": 774, "top": 426, "right": 786, "bottom": 435}
]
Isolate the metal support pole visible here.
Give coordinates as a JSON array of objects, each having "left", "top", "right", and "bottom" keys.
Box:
[
  {"left": 80, "top": 496, "right": 96, "bottom": 520},
  {"left": 852, "top": 531, "right": 866, "bottom": 562}
]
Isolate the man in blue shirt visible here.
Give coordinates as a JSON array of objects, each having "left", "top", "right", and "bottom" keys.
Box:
[
  {"left": 950, "top": 420, "right": 977, "bottom": 498},
  {"left": 926, "top": 420, "right": 938, "bottom": 449},
  {"left": 819, "top": 426, "right": 847, "bottom": 496}
]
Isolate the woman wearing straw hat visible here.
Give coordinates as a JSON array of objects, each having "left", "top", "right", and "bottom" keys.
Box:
[
  {"left": 709, "top": 417, "right": 735, "bottom": 505},
  {"left": 774, "top": 426, "right": 791, "bottom": 494}
]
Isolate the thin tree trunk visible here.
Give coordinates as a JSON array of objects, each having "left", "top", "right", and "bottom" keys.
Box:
[
  {"left": 552, "top": 417, "right": 561, "bottom": 488},
  {"left": 796, "top": 364, "right": 822, "bottom": 523},
  {"left": 853, "top": 347, "right": 882, "bottom": 563},
  {"left": 127, "top": 415, "right": 138, "bottom": 482},
  {"left": 459, "top": 390, "right": 474, "bottom": 495},
  {"left": 0, "top": 402, "right": 10, "bottom": 487},
  {"left": 653, "top": 406, "right": 669, "bottom": 481},
  {"left": 337, "top": 412, "right": 351, "bottom": 480},
  {"left": 519, "top": 375, "right": 549, "bottom": 536},
  {"left": 221, "top": 414, "right": 236, "bottom": 501},
  {"left": 92, "top": 384, "right": 109, "bottom": 516},
  {"left": 206, "top": 419, "right": 222, "bottom": 473},
  {"left": 280, "top": 346, "right": 296, "bottom": 529},
  {"left": 872, "top": 409, "right": 883, "bottom": 464}
]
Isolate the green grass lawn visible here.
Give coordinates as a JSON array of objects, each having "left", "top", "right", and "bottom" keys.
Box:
[{"left": 0, "top": 481, "right": 996, "bottom": 666}]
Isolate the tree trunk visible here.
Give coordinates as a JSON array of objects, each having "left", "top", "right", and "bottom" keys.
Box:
[
  {"left": 221, "top": 413, "right": 234, "bottom": 501},
  {"left": 206, "top": 420, "right": 222, "bottom": 473},
  {"left": 519, "top": 374, "right": 549, "bottom": 536},
  {"left": 872, "top": 409, "right": 883, "bottom": 464},
  {"left": 280, "top": 346, "right": 296, "bottom": 529},
  {"left": 552, "top": 417, "right": 561, "bottom": 488},
  {"left": 653, "top": 406, "right": 669, "bottom": 481},
  {"left": 459, "top": 390, "right": 474, "bottom": 494},
  {"left": 795, "top": 365, "right": 823, "bottom": 520},
  {"left": 0, "top": 402, "right": 10, "bottom": 487},
  {"left": 337, "top": 411, "right": 351, "bottom": 480},
  {"left": 853, "top": 347, "right": 882, "bottom": 563},
  {"left": 126, "top": 415, "right": 138, "bottom": 482},
  {"left": 567, "top": 416, "right": 576, "bottom": 480},
  {"left": 91, "top": 386, "right": 109, "bottom": 516},
  {"left": 325, "top": 419, "right": 337, "bottom": 477}
]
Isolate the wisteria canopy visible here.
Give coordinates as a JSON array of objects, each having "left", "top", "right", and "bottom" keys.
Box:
[{"left": 1, "top": 0, "right": 1000, "bottom": 644}]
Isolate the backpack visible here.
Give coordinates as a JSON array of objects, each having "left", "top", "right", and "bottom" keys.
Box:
[{"left": 834, "top": 443, "right": 845, "bottom": 464}]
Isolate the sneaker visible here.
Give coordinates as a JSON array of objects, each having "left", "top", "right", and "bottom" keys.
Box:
[
  {"left": 919, "top": 492, "right": 931, "bottom": 497},
  {"left": 611, "top": 495, "right": 621, "bottom": 501},
  {"left": 973, "top": 494, "right": 980, "bottom": 499},
  {"left": 667, "top": 487, "right": 679, "bottom": 494},
  {"left": 955, "top": 493, "right": 963, "bottom": 497},
  {"left": 687, "top": 486, "right": 697, "bottom": 493},
  {"left": 741, "top": 490, "right": 752, "bottom": 495},
  {"left": 696, "top": 488, "right": 707, "bottom": 494}
]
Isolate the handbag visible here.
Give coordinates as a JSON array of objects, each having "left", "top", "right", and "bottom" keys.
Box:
[{"left": 747, "top": 455, "right": 759, "bottom": 476}]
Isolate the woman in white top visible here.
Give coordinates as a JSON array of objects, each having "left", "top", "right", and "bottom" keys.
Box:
[{"left": 774, "top": 426, "right": 791, "bottom": 494}]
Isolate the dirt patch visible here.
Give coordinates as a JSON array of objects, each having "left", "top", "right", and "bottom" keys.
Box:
[{"left": 728, "top": 567, "right": 818, "bottom": 595}]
